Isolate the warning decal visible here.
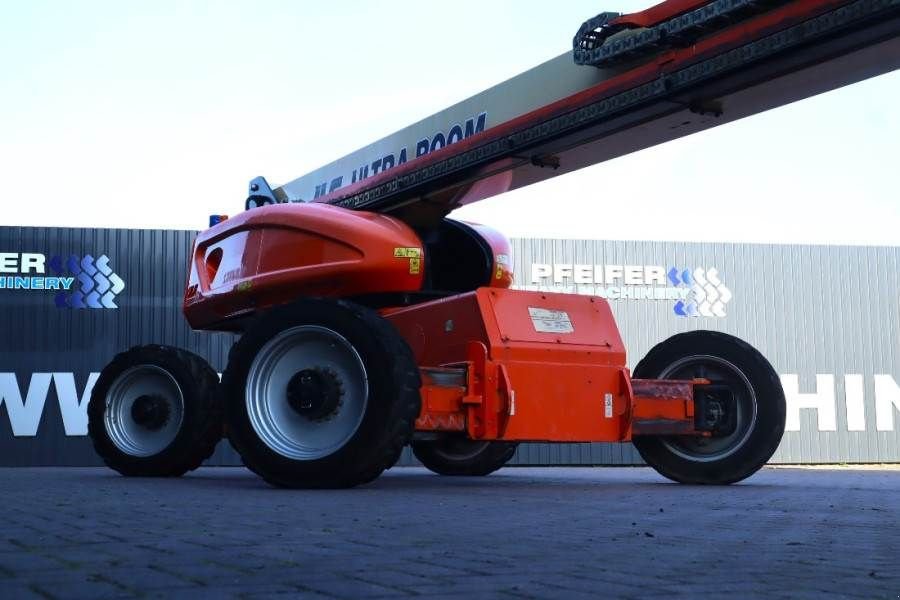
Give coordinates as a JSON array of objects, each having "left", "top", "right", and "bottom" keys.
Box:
[
  {"left": 528, "top": 307, "right": 574, "bottom": 334},
  {"left": 604, "top": 393, "right": 614, "bottom": 418},
  {"left": 393, "top": 247, "right": 423, "bottom": 275},
  {"left": 393, "top": 247, "right": 422, "bottom": 258}
]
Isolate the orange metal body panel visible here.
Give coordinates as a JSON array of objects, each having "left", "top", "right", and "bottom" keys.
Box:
[
  {"left": 391, "top": 288, "right": 702, "bottom": 442},
  {"left": 631, "top": 379, "right": 703, "bottom": 436},
  {"left": 388, "top": 288, "right": 637, "bottom": 442},
  {"left": 180, "top": 209, "right": 701, "bottom": 441},
  {"left": 611, "top": 0, "right": 710, "bottom": 28},
  {"left": 384, "top": 292, "right": 488, "bottom": 368},
  {"left": 183, "top": 203, "right": 424, "bottom": 329},
  {"left": 416, "top": 369, "right": 468, "bottom": 432}
]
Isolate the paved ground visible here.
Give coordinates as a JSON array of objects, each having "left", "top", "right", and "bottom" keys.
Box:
[{"left": 0, "top": 466, "right": 898, "bottom": 599}]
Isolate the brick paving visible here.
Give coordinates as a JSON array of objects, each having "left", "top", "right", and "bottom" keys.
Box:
[{"left": 0, "top": 466, "right": 898, "bottom": 599}]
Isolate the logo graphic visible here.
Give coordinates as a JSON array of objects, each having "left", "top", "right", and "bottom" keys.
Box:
[
  {"left": 527, "top": 263, "right": 733, "bottom": 318},
  {"left": 669, "top": 267, "right": 732, "bottom": 318},
  {"left": 49, "top": 254, "right": 125, "bottom": 309}
]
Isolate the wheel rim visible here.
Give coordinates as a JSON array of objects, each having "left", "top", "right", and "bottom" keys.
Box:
[
  {"left": 432, "top": 439, "right": 492, "bottom": 461},
  {"left": 658, "top": 355, "right": 758, "bottom": 463},
  {"left": 245, "top": 325, "right": 369, "bottom": 460},
  {"left": 104, "top": 365, "right": 185, "bottom": 457}
]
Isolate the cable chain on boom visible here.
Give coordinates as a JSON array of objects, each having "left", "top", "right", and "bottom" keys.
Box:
[
  {"left": 572, "top": 12, "right": 624, "bottom": 55},
  {"left": 328, "top": 0, "right": 899, "bottom": 213},
  {"left": 574, "top": 0, "right": 796, "bottom": 68}
]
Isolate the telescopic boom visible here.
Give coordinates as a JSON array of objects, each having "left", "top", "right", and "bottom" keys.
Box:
[{"left": 247, "top": 0, "right": 900, "bottom": 225}]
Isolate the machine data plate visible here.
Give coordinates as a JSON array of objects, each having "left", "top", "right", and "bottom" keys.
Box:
[{"left": 528, "top": 307, "right": 574, "bottom": 334}]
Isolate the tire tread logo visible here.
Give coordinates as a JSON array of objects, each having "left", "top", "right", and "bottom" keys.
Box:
[
  {"left": 50, "top": 254, "right": 125, "bottom": 309},
  {"left": 671, "top": 267, "right": 732, "bottom": 318}
]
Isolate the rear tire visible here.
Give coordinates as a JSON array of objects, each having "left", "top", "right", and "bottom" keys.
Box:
[
  {"left": 223, "top": 298, "right": 420, "bottom": 489},
  {"left": 87, "top": 345, "right": 222, "bottom": 477},
  {"left": 632, "top": 331, "right": 785, "bottom": 485},
  {"left": 412, "top": 438, "right": 518, "bottom": 476}
]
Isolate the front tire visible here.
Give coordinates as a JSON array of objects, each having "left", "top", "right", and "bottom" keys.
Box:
[
  {"left": 87, "top": 345, "right": 222, "bottom": 477},
  {"left": 222, "top": 298, "right": 421, "bottom": 488},
  {"left": 632, "top": 331, "right": 785, "bottom": 485},
  {"left": 412, "top": 438, "right": 518, "bottom": 476}
]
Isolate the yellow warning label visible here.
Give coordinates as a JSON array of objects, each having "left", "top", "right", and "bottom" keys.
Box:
[
  {"left": 393, "top": 247, "right": 422, "bottom": 258},
  {"left": 495, "top": 265, "right": 503, "bottom": 279},
  {"left": 409, "top": 257, "right": 421, "bottom": 275},
  {"left": 234, "top": 280, "right": 253, "bottom": 292}
]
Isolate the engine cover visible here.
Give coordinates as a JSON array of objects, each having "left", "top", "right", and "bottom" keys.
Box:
[{"left": 183, "top": 203, "right": 425, "bottom": 329}]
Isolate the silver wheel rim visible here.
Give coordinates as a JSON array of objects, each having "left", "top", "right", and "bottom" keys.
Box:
[
  {"left": 104, "top": 365, "right": 185, "bottom": 457},
  {"left": 659, "top": 355, "right": 758, "bottom": 463},
  {"left": 245, "top": 325, "right": 368, "bottom": 461},
  {"left": 433, "top": 439, "right": 492, "bottom": 462}
]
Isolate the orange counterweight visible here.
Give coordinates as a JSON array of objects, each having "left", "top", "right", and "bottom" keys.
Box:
[{"left": 388, "top": 288, "right": 703, "bottom": 443}]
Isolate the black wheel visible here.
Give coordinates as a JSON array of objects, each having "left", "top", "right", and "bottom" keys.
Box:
[
  {"left": 412, "top": 438, "right": 518, "bottom": 476},
  {"left": 87, "top": 345, "right": 222, "bottom": 477},
  {"left": 222, "top": 298, "right": 421, "bottom": 489},
  {"left": 632, "top": 331, "right": 785, "bottom": 485}
]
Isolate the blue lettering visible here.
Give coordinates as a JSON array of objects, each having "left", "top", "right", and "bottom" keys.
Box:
[
  {"left": 447, "top": 124, "right": 464, "bottom": 145},
  {"left": 313, "top": 183, "right": 328, "bottom": 198},
  {"left": 430, "top": 133, "right": 446, "bottom": 153},
  {"left": 330, "top": 113, "right": 484, "bottom": 192},
  {"left": 0, "top": 276, "right": 73, "bottom": 291},
  {"left": 464, "top": 112, "right": 487, "bottom": 138},
  {"left": 352, "top": 164, "right": 370, "bottom": 184}
]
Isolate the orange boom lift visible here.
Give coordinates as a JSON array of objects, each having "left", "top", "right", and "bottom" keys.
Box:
[{"left": 88, "top": 0, "right": 900, "bottom": 487}]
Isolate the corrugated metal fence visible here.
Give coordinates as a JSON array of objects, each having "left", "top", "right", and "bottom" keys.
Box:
[
  {"left": 508, "top": 238, "right": 900, "bottom": 464},
  {"left": 1, "top": 226, "right": 897, "bottom": 466},
  {"left": 0, "top": 227, "right": 235, "bottom": 466}
]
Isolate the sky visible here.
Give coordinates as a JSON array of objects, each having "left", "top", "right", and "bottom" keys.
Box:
[{"left": 0, "top": 0, "right": 897, "bottom": 245}]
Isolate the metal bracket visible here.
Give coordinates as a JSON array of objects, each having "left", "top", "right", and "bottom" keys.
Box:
[
  {"left": 689, "top": 99, "right": 724, "bottom": 117},
  {"left": 531, "top": 154, "right": 561, "bottom": 170},
  {"left": 245, "top": 176, "right": 280, "bottom": 210}
]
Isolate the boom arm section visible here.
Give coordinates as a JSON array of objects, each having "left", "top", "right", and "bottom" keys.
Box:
[{"left": 260, "top": 0, "right": 899, "bottom": 225}]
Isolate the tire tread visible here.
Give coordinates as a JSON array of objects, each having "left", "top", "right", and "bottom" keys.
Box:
[
  {"left": 632, "top": 331, "right": 785, "bottom": 485},
  {"left": 87, "top": 345, "right": 222, "bottom": 477},
  {"left": 223, "top": 298, "right": 421, "bottom": 488},
  {"left": 412, "top": 441, "right": 518, "bottom": 476}
]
